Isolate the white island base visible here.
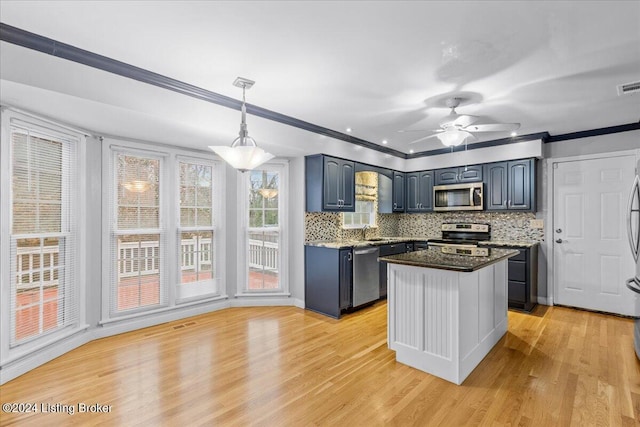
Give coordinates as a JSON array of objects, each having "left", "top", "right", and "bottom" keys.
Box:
[{"left": 387, "top": 260, "right": 508, "bottom": 385}]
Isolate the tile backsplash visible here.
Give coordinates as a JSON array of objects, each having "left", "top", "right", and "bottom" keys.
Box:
[{"left": 305, "top": 211, "right": 544, "bottom": 242}]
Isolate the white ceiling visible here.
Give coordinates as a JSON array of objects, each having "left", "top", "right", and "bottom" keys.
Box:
[{"left": 1, "top": 1, "right": 639, "bottom": 157}]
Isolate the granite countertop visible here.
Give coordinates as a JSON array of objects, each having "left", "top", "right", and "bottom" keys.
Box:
[
  {"left": 305, "top": 236, "right": 436, "bottom": 249},
  {"left": 379, "top": 247, "right": 520, "bottom": 272},
  {"left": 478, "top": 240, "right": 540, "bottom": 248},
  {"left": 305, "top": 237, "right": 539, "bottom": 249}
]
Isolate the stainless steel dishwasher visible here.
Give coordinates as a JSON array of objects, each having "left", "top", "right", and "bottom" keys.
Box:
[{"left": 352, "top": 246, "right": 380, "bottom": 307}]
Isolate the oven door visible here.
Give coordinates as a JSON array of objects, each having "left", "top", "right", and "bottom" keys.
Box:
[{"left": 433, "top": 183, "right": 483, "bottom": 211}]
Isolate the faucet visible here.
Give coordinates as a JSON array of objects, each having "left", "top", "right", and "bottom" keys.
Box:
[{"left": 361, "top": 224, "right": 370, "bottom": 240}]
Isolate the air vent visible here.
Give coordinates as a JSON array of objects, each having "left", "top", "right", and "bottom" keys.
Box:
[{"left": 617, "top": 81, "right": 640, "bottom": 96}]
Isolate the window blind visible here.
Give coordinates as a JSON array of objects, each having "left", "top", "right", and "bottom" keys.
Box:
[
  {"left": 177, "top": 158, "right": 218, "bottom": 300},
  {"left": 9, "top": 124, "right": 79, "bottom": 346},
  {"left": 246, "top": 168, "right": 282, "bottom": 292},
  {"left": 109, "top": 150, "right": 166, "bottom": 316}
]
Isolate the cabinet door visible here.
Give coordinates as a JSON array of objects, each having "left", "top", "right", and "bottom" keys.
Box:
[
  {"left": 322, "top": 157, "right": 355, "bottom": 211},
  {"left": 458, "top": 165, "right": 483, "bottom": 182},
  {"left": 406, "top": 173, "right": 420, "bottom": 212},
  {"left": 339, "top": 249, "right": 352, "bottom": 310},
  {"left": 323, "top": 157, "right": 341, "bottom": 210},
  {"left": 340, "top": 160, "right": 355, "bottom": 210},
  {"left": 435, "top": 168, "right": 459, "bottom": 185},
  {"left": 508, "top": 160, "right": 532, "bottom": 210},
  {"left": 418, "top": 171, "right": 434, "bottom": 211},
  {"left": 484, "top": 162, "right": 508, "bottom": 210},
  {"left": 392, "top": 171, "right": 405, "bottom": 212}
]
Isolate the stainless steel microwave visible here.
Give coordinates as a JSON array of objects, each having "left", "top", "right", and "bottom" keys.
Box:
[{"left": 433, "top": 183, "right": 483, "bottom": 211}]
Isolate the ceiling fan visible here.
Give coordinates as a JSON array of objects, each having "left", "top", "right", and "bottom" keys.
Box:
[{"left": 400, "top": 97, "right": 520, "bottom": 147}]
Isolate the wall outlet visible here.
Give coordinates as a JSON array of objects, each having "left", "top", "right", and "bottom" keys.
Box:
[{"left": 530, "top": 219, "right": 544, "bottom": 229}]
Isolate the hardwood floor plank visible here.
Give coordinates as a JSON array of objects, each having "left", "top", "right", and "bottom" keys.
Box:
[{"left": 1, "top": 303, "right": 638, "bottom": 426}]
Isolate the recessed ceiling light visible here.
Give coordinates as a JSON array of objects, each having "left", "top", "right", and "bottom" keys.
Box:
[
  {"left": 382, "top": 139, "right": 388, "bottom": 145},
  {"left": 409, "top": 149, "right": 414, "bottom": 154},
  {"left": 511, "top": 131, "right": 517, "bottom": 137},
  {"left": 346, "top": 127, "right": 352, "bottom": 133}
]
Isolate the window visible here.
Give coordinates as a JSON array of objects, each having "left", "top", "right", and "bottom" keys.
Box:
[
  {"left": 109, "top": 150, "right": 165, "bottom": 315},
  {"left": 104, "top": 144, "right": 224, "bottom": 321},
  {"left": 177, "top": 158, "right": 218, "bottom": 300},
  {"left": 7, "top": 121, "right": 79, "bottom": 346},
  {"left": 343, "top": 200, "right": 376, "bottom": 228},
  {"left": 241, "top": 163, "right": 288, "bottom": 294}
]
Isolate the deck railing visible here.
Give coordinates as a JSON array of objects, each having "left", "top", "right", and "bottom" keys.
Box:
[
  {"left": 248, "top": 239, "right": 278, "bottom": 272},
  {"left": 15, "top": 237, "right": 278, "bottom": 289}
]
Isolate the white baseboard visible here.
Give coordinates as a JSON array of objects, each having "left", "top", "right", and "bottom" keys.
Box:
[
  {"left": 93, "top": 298, "right": 231, "bottom": 339},
  {"left": 230, "top": 296, "right": 297, "bottom": 307},
  {"left": 0, "top": 331, "right": 90, "bottom": 385},
  {"left": 537, "top": 296, "right": 552, "bottom": 306}
]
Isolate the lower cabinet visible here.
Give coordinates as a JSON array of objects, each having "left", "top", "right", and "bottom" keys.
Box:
[
  {"left": 505, "top": 245, "right": 538, "bottom": 312},
  {"left": 379, "top": 242, "right": 413, "bottom": 298},
  {"left": 305, "top": 246, "right": 352, "bottom": 318}
]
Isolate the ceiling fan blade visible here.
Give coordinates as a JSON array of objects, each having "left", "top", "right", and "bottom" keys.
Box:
[
  {"left": 451, "top": 114, "right": 479, "bottom": 128},
  {"left": 464, "top": 123, "right": 520, "bottom": 132},
  {"left": 408, "top": 133, "right": 441, "bottom": 144}
]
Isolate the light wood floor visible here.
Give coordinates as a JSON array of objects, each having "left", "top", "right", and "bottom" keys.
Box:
[{"left": 1, "top": 302, "right": 639, "bottom": 426}]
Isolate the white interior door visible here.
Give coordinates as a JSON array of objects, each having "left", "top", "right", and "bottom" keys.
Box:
[{"left": 553, "top": 155, "right": 637, "bottom": 315}]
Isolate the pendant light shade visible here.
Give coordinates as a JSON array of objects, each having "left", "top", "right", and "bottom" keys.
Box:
[
  {"left": 436, "top": 128, "right": 472, "bottom": 147},
  {"left": 209, "top": 77, "right": 274, "bottom": 172}
]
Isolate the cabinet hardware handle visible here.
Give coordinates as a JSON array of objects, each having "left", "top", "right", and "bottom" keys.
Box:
[
  {"left": 393, "top": 202, "right": 397, "bottom": 209},
  {"left": 347, "top": 252, "right": 352, "bottom": 261}
]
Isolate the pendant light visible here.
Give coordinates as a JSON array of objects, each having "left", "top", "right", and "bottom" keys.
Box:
[{"left": 209, "top": 77, "right": 274, "bottom": 172}]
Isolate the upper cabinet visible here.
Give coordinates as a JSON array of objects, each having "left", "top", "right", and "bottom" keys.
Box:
[
  {"left": 484, "top": 159, "right": 536, "bottom": 211},
  {"left": 306, "top": 155, "right": 355, "bottom": 212},
  {"left": 406, "top": 171, "right": 434, "bottom": 212},
  {"left": 434, "top": 165, "right": 483, "bottom": 185},
  {"left": 392, "top": 171, "right": 406, "bottom": 212}
]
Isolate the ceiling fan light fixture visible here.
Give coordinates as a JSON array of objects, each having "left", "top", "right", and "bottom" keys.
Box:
[
  {"left": 209, "top": 77, "right": 274, "bottom": 172},
  {"left": 437, "top": 129, "right": 470, "bottom": 147}
]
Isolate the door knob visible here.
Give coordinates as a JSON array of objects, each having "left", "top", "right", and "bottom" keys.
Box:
[
  {"left": 556, "top": 228, "right": 562, "bottom": 233},
  {"left": 555, "top": 239, "right": 563, "bottom": 243}
]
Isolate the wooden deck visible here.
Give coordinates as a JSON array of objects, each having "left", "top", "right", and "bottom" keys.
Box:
[{"left": 1, "top": 302, "right": 639, "bottom": 426}]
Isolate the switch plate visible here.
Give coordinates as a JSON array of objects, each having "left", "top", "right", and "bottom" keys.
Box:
[{"left": 530, "top": 219, "right": 544, "bottom": 229}]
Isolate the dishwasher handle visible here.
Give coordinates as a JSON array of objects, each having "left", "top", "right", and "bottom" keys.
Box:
[{"left": 354, "top": 247, "right": 379, "bottom": 256}]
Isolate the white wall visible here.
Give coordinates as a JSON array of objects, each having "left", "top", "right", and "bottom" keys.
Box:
[
  {"left": 289, "top": 156, "right": 306, "bottom": 306},
  {"left": 544, "top": 130, "right": 639, "bottom": 158}
]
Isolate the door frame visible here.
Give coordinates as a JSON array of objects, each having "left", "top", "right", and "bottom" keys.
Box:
[{"left": 545, "top": 149, "right": 640, "bottom": 307}]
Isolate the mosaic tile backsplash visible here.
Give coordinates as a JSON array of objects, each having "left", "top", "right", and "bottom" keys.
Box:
[{"left": 305, "top": 211, "right": 544, "bottom": 243}]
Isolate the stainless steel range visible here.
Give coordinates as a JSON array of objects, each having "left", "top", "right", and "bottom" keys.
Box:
[{"left": 428, "top": 223, "right": 491, "bottom": 256}]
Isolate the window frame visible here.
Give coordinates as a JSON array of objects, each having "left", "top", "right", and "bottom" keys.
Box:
[
  {"left": 175, "top": 155, "right": 220, "bottom": 303},
  {"left": 237, "top": 161, "right": 289, "bottom": 296},
  {"left": 1, "top": 112, "right": 85, "bottom": 361},
  {"left": 107, "top": 146, "right": 167, "bottom": 318},
  {"left": 342, "top": 200, "right": 377, "bottom": 229}
]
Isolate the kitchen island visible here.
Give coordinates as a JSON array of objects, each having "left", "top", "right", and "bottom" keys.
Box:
[{"left": 379, "top": 247, "right": 518, "bottom": 385}]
